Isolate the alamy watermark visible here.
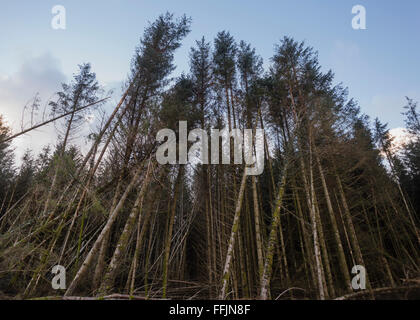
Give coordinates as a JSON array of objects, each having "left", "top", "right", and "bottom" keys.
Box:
[
  {"left": 351, "top": 265, "right": 366, "bottom": 290},
  {"left": 352, "top": 5, "right": 367, "bottom": 30},
  {"left": 51, "top": 265, "right": 66, "bottom": 290},
  {"left": 156, "top": 121, "right": 265, "bottom": 176},
  {"left": 50, "top": 5, "right": 366, "bottom": 31},
  {"left": 51, "top": 5, "right": 66, "bottom": 30}
]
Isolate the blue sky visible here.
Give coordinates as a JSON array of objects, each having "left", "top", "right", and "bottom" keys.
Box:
[{"left": 1, "top": 0, "right": 419, "bottom": 160}]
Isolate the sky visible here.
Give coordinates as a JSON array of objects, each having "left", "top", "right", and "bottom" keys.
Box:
[{"left": 1, "top": 0, "right": 419, "bottom": 162}]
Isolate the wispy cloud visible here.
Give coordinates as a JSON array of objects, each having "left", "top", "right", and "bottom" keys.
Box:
[
  {"left": 0, "top": 53, "right": 66, "bottom": 127},
  {"left": 0, "top": 53, "right": 66, "bottom": 163}
]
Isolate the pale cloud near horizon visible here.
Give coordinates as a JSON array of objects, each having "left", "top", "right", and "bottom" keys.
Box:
[
  {"left": 387, "top": 127, "right": 417, "bottom": 157},
  {"left": 0, "top": 52, "right": 125, "bottom": 166},
  {"left": 0, "top": 52, "right": 66, "bottom": 128},
  {"left": 0, "top": 53, "right": 67, "bottom": 164}
]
